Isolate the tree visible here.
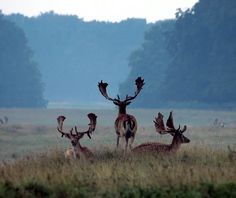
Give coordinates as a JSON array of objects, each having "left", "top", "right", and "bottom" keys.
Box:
[
  {"left": 161, "top": 0, "right": 236, "bottom": 108},
  {"left": 119, "top": 20, "right": 174, "bottom": 107},
  {"left": 0, "top": 14, "right": 47, "bottom": 107},
  {"left": 120, "top": 0, "right": 236, "bottom": 109}
]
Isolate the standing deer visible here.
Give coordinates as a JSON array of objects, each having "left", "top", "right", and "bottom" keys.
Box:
[
  {"left": 57, "top": 113, "right": 97, "bottom": 160},
  {"left": 132, "top": 111, "right": 190, "bottom": 154},
  {"left": 98, "top": 77, "right": 144, "bottom": 151}
]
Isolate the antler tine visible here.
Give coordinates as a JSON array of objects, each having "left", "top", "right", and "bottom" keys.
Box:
[
  {"left": 74, "top": 126, "right": 89, "bottom": 138},
  {"left": 154, "top": 112, "right": 169, "bottom": 135},
  {"left": 166, "top": 111, "right": 176, "bottom": 131},
  {"left": 57, "top": 127, "right": 66, "bottom": 137},
  {"left": 74, "top": 113, "right": 97, "bottom": 139},
  {"left": 124, "top": 77, "right": 145, "bottom": 102},
  {"left": 70, "top": 128, "right": 74, "bottom": 136},
  {"left": 98, "top": 80, "right": 119, "bottom": 102},
  {"left": 180, "top": 125, "right": 187, "bottom": 133}
]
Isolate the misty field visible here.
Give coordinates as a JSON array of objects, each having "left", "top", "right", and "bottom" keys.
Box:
[{"left": 0, "top": 108, "right": 236, "bottom": 197}]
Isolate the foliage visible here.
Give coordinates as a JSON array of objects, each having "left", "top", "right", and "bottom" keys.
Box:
[
  {"left": 120, "top": 0, "right": 236, "bottom": 109},
  {"left": 5, "top": 12, "right": 150, "bottom": 103},
  {"left": 0, "top": 14, "right": 47, "bottom": 108},
  {"left": 0, "top": 182, "right": 236, "bottom": 198},
  {"left": 119, "top": 20, "right": 174, "bottom": 107},
  {"left": 161, "top": 0, "right": 236, "bottom": 107}
]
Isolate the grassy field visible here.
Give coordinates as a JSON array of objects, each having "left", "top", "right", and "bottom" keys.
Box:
[{"left": 0, "top": 108, "right": 236, "bottom": 197}]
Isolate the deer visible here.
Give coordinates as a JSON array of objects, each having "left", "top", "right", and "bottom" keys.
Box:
[
  {"left": 98, "top": 77, "right": 144, "bottom": 151},
  {"left": 132, "top": 111, "right": 190, "bottom": 154},
  {"left": 57, "top": 113, "right": 97, "bottom": 160}
]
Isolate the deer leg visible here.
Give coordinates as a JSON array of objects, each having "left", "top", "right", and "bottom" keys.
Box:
[
  {"left": 116, "top": 136, "right": 120, "bottom": 148},
  {"left": 128, "top": 136, "right": 135, "bottom": 150},
  {"left": 125, "top": 137, "right": 129, "bottom": 151},
  {"left": 118, "top": 136, "right": 126, "bottom": 151}
]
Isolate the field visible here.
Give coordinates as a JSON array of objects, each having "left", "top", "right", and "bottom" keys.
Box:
[{"left": 0, "top": 108, "right": 236, "bottom": 197}]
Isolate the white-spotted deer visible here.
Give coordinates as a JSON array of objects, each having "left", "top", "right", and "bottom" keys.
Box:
[
  {"left": 57, "top": 113, "right": 97, "bottom": 160},
  {"left": 132, "top": 111, "right": 190, "bottom": 154},
  {"left": 98, "top": 77, "right": 144, "bottom": 151}
]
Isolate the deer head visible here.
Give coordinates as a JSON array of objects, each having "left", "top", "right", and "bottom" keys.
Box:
[
  {"left": 57, "top": 113, "right": 97, "bottom": 146},
  {"left": 98, "top": 77, "right": 145, "bottom": 114},
  {"left": 153, "top": 111, "right": 190, "bottom": 144}
]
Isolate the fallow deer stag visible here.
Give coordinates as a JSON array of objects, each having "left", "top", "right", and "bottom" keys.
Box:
[
  {"left": 132, "top": 111, "right": 190, "bottom": 154},
  {"left": 57, "top": 113, "right": 97, "bottom": 160},
  {"left": 98, "top": 77, "right": 144, "bottom": 151}
]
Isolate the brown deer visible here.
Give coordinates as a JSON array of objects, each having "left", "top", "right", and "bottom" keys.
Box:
[
  {"left": 98, "top": 77, "right": 144, "bottom": 151},
  {"left": 132, "top": 111, "right": 190, "bottom": 154},
  {"left": 57, "top": 113, "right": 97, "bottom": 160}
]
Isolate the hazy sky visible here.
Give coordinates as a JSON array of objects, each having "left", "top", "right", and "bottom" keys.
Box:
[{"left": 0, "top": 0, "right": 198, "bottom": 22}]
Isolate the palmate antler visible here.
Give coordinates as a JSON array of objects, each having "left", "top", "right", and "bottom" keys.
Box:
[
  {"left": 124, "top": 77, "right": 145, "bottom": 102},
  {"left": 153, "top": 111, "right": 187, "bottom": 135},
  {"left": 57, "top": 113, "right": 97, "bottom": 139},
  {"left": 98, "top": 77, "right": 145, "bottom": 103}
]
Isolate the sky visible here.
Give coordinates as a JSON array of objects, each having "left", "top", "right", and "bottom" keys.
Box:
[{"left": 0, "top": 0, "right": 198, "bottom": 23}]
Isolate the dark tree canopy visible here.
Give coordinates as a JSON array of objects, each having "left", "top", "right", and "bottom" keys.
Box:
[
  {"left": 120, "top": 0, "right": 236, "bottom": 109},
  {"left": 161, "top": 0, "right": 236, "bottom": 108},
  {"left": 0, "top": 14, "right": 47, "bottom": 107}
]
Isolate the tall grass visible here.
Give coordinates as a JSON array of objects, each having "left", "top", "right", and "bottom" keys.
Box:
[
  {"left": 0, "top": 108, "right": 236, "bottom": 197},
  {"left": 0, "top": 146, "right": 236, "bottom": 197}
]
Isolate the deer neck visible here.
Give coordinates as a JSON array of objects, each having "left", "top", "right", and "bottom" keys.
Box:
[
  {"left": 118, "top": 106, "right": 127, "bottom": 114},
  {"left": 71, "top": 142, "right": 83, "bottom": 158},
  {"left": 169, "top": 135, "right": 181, "bottom": 152}
]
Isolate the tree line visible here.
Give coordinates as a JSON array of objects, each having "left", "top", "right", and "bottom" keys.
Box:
[
  {"left": 1, "top": 0, "right": 235, "bottom": 109},
  {"left": 5, "top": 12, "right": 150, "bottom": 104},
  {"left": 120, "top": 0, "right": 236, "bottom": 109},
  {"left": 0, "top": 13, "right": 47, "bottom": 107}
]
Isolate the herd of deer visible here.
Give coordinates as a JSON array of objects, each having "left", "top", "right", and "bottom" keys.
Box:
[{"left": 57, "top": 77, "right": 190, "bottom": 160}]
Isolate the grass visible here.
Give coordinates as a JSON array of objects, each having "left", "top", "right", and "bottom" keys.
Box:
[
  {"left": 0, "top": 147, "right": 236, "bottom": 197},
  {"left": 0, "top": 108, "right": 236, "bottom": 197}
]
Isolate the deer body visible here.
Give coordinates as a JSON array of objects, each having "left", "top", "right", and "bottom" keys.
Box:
[
  {"left": 98, "top": 77, "right": 144, "bottom": 151},
  {"left": 115, "top": 114, "right": 137, "bottom": 149},
  {"left": 57, "top": 113, "right": 97, "bottom": 160},
  {"left": 132, "top": 134, "right": 187, "bottom": 154},
  {"left": 132, "top": 112, "right": 190, "bottom": 154},
  {"left": 65, "top": 144, "right": 93, "bottom": 160}
]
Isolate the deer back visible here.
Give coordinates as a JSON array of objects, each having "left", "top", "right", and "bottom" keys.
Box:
[{"left": 115, "top": 114, "right": 137, "bottom": 136}]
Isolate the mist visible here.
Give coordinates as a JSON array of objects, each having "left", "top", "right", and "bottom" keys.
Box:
[{"left": 1, "top": 0, "right": 236, "bottom": 109}]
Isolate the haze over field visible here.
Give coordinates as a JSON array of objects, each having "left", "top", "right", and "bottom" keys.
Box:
[
  {"left": 0, "top": 0, "right": 236, "bottom": 109},
  {"left": 1, "top": 1, "right": 236, "bottom": 197}
]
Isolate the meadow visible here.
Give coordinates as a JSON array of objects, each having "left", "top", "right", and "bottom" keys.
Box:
[{"left": 0, "top": 108, "right": 236, "bottom": 197}]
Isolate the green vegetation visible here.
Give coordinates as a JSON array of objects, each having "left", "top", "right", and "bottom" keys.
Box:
[
  {"left": 0, "top": 147, "right": 236, "bottom": 197},
  {"left": 121, "top": 0, "right": 236, "bottom": 109},
  {"left": 0, "top": 14, "right": 47, "bottom": 108}
]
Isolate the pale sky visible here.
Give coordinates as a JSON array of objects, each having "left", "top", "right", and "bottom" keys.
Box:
[{"left": 0, "top": 0, "right": 198, "bottom": 23}]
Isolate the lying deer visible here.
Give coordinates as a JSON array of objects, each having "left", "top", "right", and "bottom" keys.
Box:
[
  {"left": 132, "top": 111, "right": 190, "bottom": 154},
  {"left": 98, "top": 77, "right": 144, "bottom": 151},
  {"left": 57, "top": 113, "right": 97, "bottom": 160}
]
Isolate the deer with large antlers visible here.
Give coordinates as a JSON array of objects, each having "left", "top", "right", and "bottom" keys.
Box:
[
  {"left": 98, "top": 77, "right": 144, "bottom": 151},
  {"left": 57, "top": 113, "right": 97, "bottom": 160},
  {"left": 132, "top": 111, "right": 190, "bottom": 154}
]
